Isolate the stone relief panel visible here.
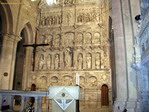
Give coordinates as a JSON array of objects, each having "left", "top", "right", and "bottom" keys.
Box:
[
  {"left": 29, "top": 0, "right": 111, "bottom": 110},
  {"left": 50, "top": 76, "right": 59, "bottom": 86},
  {"left": 63, "top": 75, "right": 74, "bottom": 86}
]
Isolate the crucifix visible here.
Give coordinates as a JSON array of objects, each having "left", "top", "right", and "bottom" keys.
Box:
[{"left": 23, "top": 29, "right": 49, "bottom": 71}]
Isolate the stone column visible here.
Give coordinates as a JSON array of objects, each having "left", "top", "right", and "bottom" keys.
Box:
[
  {"left": 38, "top": 97, "right": 42, "bottom": 112},
  {"left": 20, "top": 96, "right": 25, "bottom": 112},
  {"left": 112, "top": 0, "right": 128, "bottom": 111},
  {"left": 22, "top": 47, "right": 33, "bottom": 90},
  {"left": 0, "top": 34, "right": 21, "bottom": 89},
  {"left": 34, "top": 97, "right": 38, "bottom": 112}
]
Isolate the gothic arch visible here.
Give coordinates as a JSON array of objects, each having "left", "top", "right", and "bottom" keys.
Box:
[
  {"left": 0, "top": 1, "right": 13, "bottom": 34},
  {"left": 19, "top": 22, "right": 34, "bottom": 44},
  {"left": 14, "top": 22, "right": 34, "bottom": 90}
]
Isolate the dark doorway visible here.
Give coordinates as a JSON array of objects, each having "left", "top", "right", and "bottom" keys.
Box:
[
  {"left": 31, "top": 84, "right": 36, "bottom": 91},
  {"left": 13, "top": 28, "right": 27, "bottom": 90},
  {"left": 101, "top": 84, "right": 109, "bottom": 106}
]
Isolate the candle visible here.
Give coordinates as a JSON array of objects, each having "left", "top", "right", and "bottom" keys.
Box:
[{"left": 76, "top": 72, "right": 80, "bottom": 85}]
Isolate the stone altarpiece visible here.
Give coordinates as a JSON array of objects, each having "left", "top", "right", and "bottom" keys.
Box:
[{"left": 28, "top": 0, "right": 112, "bottom": 111}]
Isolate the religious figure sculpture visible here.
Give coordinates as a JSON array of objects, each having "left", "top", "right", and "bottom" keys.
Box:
[
  {"left": 46, "top": 54, "right": 52, "bottom": 70},
  {"left": 38, "top": 54, "right": 45, "bottom": 70},
  {"left": 93, "top": 33, "right": 101, "bottom": 44},
  {"left": 95, "top": 53, "right": 101, "bottom": 69},
  {"left": 64, "top": 48, "right": 72, "bottom": 68},
  {"left": 40, "top": 76, "right": 47, "bottom": 88},
  {"left": 76, "top": 33, "right": 83, "bottom": 45},
  {"left": 86, "top": 53, "right": 92, "bottom": 69},
  {"left": 54, "top": 54, "right": 60, "bottom": 69},
  {"left": 77, "top": 53, "right": 83, "bottom": 69},
  {"left": 54, "top": 35, "right": 61, "bottom": 47},
  {"left": 85, "top": 33, "right": 92, "bottom": 45}
]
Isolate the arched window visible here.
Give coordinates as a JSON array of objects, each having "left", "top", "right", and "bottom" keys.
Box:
[{"left": 101, "top": 84, "right": 109, "bottom": 106}]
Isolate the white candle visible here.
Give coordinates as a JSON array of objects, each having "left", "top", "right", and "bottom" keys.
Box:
[{"left": 76, "top": 72, "right": 80, "bottom": 85}]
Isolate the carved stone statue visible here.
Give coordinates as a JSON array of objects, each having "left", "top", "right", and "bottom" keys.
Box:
[
  {"left": 85, "top": 33, "right": 92, "bottom": 45},
  {"left": 40, "top": 76, "right": 47, "bottom": 88},
  {"left": 95, "top": 53, "right": 101, "bottom": 69},
  {"left": 93, "top": 33, "right": 101, "bottom": 44},
  {"left": 46, "top": 54, "right": 52, "bottom": 70},
  {"left": 64, "top": 48, "right": 72, "bottom": 68},
  {"left": 54, "top": 54, "right": 60, "bottom": 69},
  {"left": 38, "top": 54, "right": 45, "bottom": 70},
  {"left": 77, "top": 53, "right": 83, "bottom": 69},
  {"left": 76, "top": 33, "right": 83, "bottom": 45},
  {"left": 86, "top": 53, "right": 92, "bottom": 69},
  {"left": 54, "top": 35, "right": 61, "bottom": 47}
]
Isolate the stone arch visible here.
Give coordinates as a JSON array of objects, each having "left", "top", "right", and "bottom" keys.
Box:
[
  {"left": 13, "top": 22, "right": 34, "bottom": 90},
  {"left": 0, "top": 1, "right": 13, "bottom": 34},
  {"left": 19, "top": 22, "right": 34, "bottom": 43}
]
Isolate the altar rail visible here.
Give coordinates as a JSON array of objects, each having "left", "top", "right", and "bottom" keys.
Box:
[{"left": 0, "top": 90, "right": 47, "bottom": 112}]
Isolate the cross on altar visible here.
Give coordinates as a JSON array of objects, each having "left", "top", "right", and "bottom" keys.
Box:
[{"left": 23, "top": 29, "right": 49, "bottom": 71}]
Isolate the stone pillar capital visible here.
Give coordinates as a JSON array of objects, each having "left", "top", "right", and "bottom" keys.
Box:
[{"left": 2, "top": 33, "right": 22, "bottom": 42}]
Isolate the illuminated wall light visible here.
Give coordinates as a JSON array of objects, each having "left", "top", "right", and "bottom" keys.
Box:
[{"left": 46, "top": 0, "right": 56, "bottom": 5}]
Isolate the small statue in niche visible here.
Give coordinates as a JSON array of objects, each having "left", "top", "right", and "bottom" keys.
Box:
[
  {"left": 77, "top": 53, "right": 83, "bottom": 69},
  {"left": 93, "top": 33, "right": 101, "bottom": 44},
  {"left": 85, "top": 33, "right": 92, "bottom": 45},
  {"left": 67, "top": 13, "right": 72, "bottom": 25},
  {"left": 38, "top": 54, "right": 45, "bottom": 70},
  {"left": 54, "top": 54, "right": 60, "bottom": 70},
  {"left": 64, "top": 48, "right": 72, "bottom": 68},
  {"left": 76, "top": 33, "right": 83, "bottom": 45},
  {"left": 54, "top": 35, "right": 61, "bottom": 47},
  {"left": 40, "top": 76, "right": 47, "bottom": 88},
  {"left": 95, "top": 53, "right": 101, "bottom": 69},
  {"left": 86, "top": 53, "right": 92, "bottom": 69},
  {"left": 46, "top": 54, "right": 52, "bottom": 70}
]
